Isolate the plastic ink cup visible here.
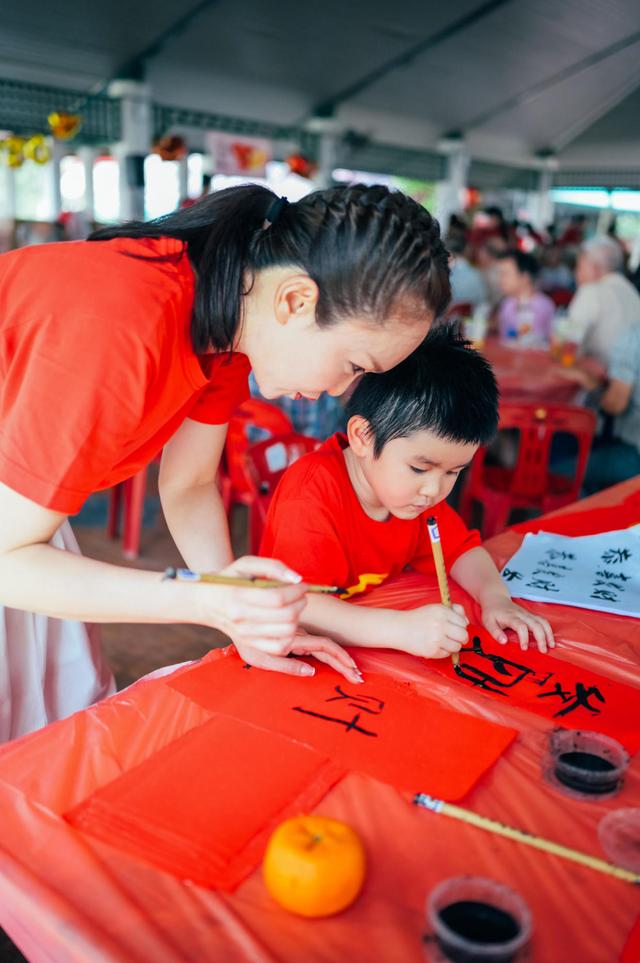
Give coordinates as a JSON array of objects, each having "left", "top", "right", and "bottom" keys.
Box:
[
  {"left": 598, "top": 808, "right": 640, "bottom": 873},
  {"left": 546, "top": 730, "right": 629, "bottom": 799},
  {"left": 426, "top": 876, "right": 532, "bottom": 963}
]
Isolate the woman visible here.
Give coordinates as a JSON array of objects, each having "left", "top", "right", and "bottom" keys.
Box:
[{"left": 0, "top": 184, "right": 450, "bottom": 737}]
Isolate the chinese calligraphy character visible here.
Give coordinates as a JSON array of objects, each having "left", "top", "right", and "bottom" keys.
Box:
[
  {"left": 526, "top": 578, "right": 559, "bottom": 593},
  {"left": 596, "top": 569, "right": 630, "bottom": 583},
  {"left": 453, "top": 636, "right": 536, "bottom": 696},
  {"left": 293, "top": 685, "right": 384, "bottom": 736},
  {"left": 590, "top": 588, "right": 619, "bottom": 603},
  {"left": 538, "top": 682, "right": 605, "bottom": 718},
  {"left": 325, "top": 686, "right": 385, "bottom": 715},
  {"left": 502, "top": 568, "right": 523, "bottom": 582},
  {"left": 601, "top": 547, "right": 632, "bottom": 565},
  {"left": 546, "top": 550, "right": 576, "bottom": 562}
]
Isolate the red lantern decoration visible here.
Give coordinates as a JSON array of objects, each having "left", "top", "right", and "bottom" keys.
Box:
[
  {"left": 152, "top": 135, "right": 188, "bottom": 161},
  {"left": 286, "top": 153, "right": 317, "bottom": 179}
]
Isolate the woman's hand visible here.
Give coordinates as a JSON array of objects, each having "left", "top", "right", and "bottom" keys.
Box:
[
  {"left": 235, "top": 630, "right": 364, "bottom": 684},
  {"left": 192, "top": 556, "right": 310, "bottom": 654}
]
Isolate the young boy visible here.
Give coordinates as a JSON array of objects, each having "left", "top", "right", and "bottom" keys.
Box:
[{"left": 261, "top": 326, "right": 553, "bottom": 660}]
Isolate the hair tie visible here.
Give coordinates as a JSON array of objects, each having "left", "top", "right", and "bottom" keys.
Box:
[{"left": 265, "top": 196, "right": 289, "bottom": 226}]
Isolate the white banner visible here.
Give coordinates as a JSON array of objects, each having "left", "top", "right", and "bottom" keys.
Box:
[{"left": 206, "top": 131, "right": 271, "bottom": 177}]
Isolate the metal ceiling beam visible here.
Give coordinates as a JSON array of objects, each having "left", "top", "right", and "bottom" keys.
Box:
[
  {"left": 309, "top": 0, "right": 514, "bottom": 118},
  {"left": 460, "top": 27, "right": 640, "bottom": 132}
]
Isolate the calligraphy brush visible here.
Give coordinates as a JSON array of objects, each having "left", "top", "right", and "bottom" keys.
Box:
[
  {"left": 162, "top": 567, "right": 344, "bottom": 595},
  {"left": 426, "top": 517, "right": 460, "bottom": 668},
  {"left": 413, "top": 793, "right": 640, "bottom": 885}
]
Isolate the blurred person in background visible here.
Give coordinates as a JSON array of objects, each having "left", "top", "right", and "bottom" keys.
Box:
[
  {"left": 447, "top": 234, "right": 487, "bottom": 309},
  {"left": 476, "top": 237, "right": 508, "bottom": 318},
  {"left": 568, "top": 236, "right": 640, "bottom": 367},
  {"left": 249, "top": 373, "right": 346, "bottom": 441},
  {"left": 496, "top": 250, "right": 555, "bottom": 346},
  {"left": 538, "top": 244, "right": 575, "bottom": 294}
]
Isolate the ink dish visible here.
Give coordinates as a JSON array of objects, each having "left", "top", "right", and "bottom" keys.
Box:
[
  {"left": 545, "top": 729, "right": 629, "bottom": 799},
  {"left": 426, "top": 876, "right": 532, "bottom": 962}
]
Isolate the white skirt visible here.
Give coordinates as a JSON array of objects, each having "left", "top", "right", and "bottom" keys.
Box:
[{"left": 0, "top": 520, "right": 116, "bottom": 742}]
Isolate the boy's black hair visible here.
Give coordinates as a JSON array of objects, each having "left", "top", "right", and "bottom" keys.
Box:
[
  {"left": 346, "top": 325, "right": 499, "bottom": 456},
  {"left": 499, "top": 248, "right": 540, "bottom": 280}
]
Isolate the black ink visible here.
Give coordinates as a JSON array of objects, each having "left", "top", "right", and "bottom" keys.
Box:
[
  {"left": 596, "top": 569, "right": 631, "bottom": 583},
  {"left": 538, "top": 682, "right": 605, "bottom": 718},
  {"left": 601, "top": 547, "right": 632, "bottom": 564},
  {"left": 590, "top": 588, "right": 619, "bottom": 603},
  {"left": 292, "top": 706, "right": 378, "bottom": 736},
  {"left": 325, "top": 686, "right": 384, "bottom": 715},
  {"left": 526, "top": 578, "right": 559, "bottom": 593},
  {"left": 502, "top": 568, "right": 523, "bottom": 582},
  {"left": 453, "top": 636, "right": 536, "bottom": 695},
  {"left": 546, "top": 549, "right": 576, "bottom": 561}
]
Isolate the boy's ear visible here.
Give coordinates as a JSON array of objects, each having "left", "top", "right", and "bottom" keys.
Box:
[
  {"left": 274, "top": 273, "right": 319, "bottom": 326},
  {"left": 347, "top": 415, "right": 375, "bottom": 456}
]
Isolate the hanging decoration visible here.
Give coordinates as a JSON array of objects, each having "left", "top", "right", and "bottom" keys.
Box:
[
  {"left": 47, "top": 111, "right": 82, "bottom": 141},
  {"left": 152, "top": 134, "right": 188, "bottom": 161},
  {"left": 1, "top": 136, "right": 26, "bottom": 168},
  {"left": 23, "top": 134, "right": 52, "bottom": 165},
  {"left": 206, "top": 131, "right": 271, "bottom": 177},
  {"left": 285, "top": 152, "right": 317, "bottom": 179}
]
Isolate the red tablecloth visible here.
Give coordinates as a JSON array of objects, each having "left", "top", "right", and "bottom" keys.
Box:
[
  {"left": 0, "top": 482, "right": 638, "bottom": 963},
  {"left": 483, "top": 339, "right": 581, "bottom": 404}
]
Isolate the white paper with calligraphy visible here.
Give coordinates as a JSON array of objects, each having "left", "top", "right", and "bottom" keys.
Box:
[{"left": 501, "top": 526, "right": 640, "bottom": 616}]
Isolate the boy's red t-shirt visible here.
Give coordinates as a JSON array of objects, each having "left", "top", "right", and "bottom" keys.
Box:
[
  {"left": 0, "top": 237, "right": 251, "bottom": 513},
  {"left": 260, "top": 434, "right": 481, "bottom": 596}
]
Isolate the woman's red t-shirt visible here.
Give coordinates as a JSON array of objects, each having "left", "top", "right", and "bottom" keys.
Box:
[{"left": 0, "top": 237, "right": 250, "bottom": 513}]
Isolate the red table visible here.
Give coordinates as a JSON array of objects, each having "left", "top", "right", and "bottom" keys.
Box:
[
  {"left": 0, "top": 482, "right": 638, "bottom": 962},
  {"left": 483, "top": 338, "right": 582, "bottom": 404}
]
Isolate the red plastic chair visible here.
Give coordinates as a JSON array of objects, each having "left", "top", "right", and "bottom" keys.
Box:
[
  {"left": 108, "top": 463, "right": 231, "bottom": 560},
  {"left": 107, "top": 400, "right": 292, "bottom": 559},
  {"left": 459, "top": 403, "right": 596, "bottom": 539},
  {"left": 446, "top": 301, "right": 474, "bottom": 321},
  {"left": 224, "top": 399, "right": 292, "bottom": 508},
  {"left": 548, "top": 287, "right": 574, "bottom": 308},
  {"left": 245, "top": 433, "right": 319, "bottom": 553}
]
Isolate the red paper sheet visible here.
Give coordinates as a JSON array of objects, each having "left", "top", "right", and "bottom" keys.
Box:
[
  {"left": 621, "top": 914, "right": 640, "bottom": 963},
  {"left": 431, "top": 625, "right": 640, "bottom": 751},
  {"left": 66, "top": 714, "right": 343, "bottom": 890},
  {"left": 513, "top": 491, "right": 640, "bottom": 538},
  {"left": 168, "top": 651, "right": 516, "bottom": 801}
]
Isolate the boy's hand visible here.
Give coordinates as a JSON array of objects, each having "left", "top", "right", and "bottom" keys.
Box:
[
  {"left": 399, "top": 603, "right": 469, "bottom": 660},
  {"left": 481, "top": 592, "right": 555, "bottom": 654}
]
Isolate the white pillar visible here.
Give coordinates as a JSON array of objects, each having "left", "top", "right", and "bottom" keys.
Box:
[
  {"left": 50, "top": 139, "right": 64, "bottom": 220},
  {"left": 77, "top": 145, "right": 96, "bottom": 222},
  {"left": 525, "top": 167, "right": 555, "bottom": 232},
  {"left": 435, "top": 140, "right": 470, "bottom": 236},
  {"left": 107, "top": 80, "right": 153, "bottom": 221},
  {"left": 177, "top": 153, "right": 189, "bottom": 203},
  {"left": 0, "top": 164, "right": 16, "bottom": 253},
  {"left": 305, "top": 116, "right": 340, "bottom": 190}
]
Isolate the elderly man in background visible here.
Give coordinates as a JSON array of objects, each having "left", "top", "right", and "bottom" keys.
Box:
[
  {"left": 570, "top": 236, "right": 640, "bottom": 366},
  {"left": 558, "top": 236, "right": 640, "bottom": 492}
]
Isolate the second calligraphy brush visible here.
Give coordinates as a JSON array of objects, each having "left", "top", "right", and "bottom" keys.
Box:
[
  {"left": 426, "top": 516, "right": 460, "bottom": 668},
  {"left": 163, "top": 567, "right": 344, "bottom": 595}
]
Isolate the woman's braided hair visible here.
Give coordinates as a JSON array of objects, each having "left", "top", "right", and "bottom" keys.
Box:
[{"left": 90, "top": 183, "right": 450, "bottom": 353}]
